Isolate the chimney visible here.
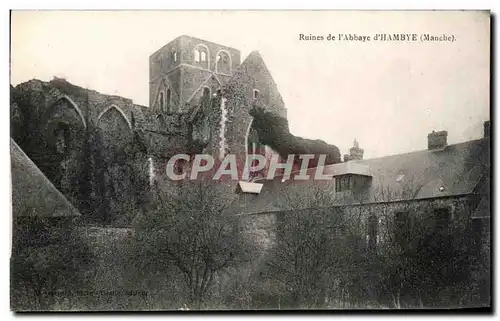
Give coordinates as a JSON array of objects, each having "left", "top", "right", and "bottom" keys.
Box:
[
  {"left": 349, "top": 139, "right": 364, "bottom": 161},
  {"left": 484, "top": 120, "right": 490, "bottom": 138},
  {"left": 427, "top": 130, "right": 448, "bottom": 150}
]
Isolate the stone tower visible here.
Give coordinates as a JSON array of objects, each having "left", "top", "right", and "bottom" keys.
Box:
[
  {"left": 149, "top": 35, "right": 241, "bottom": 115},
  {"left": 148, "top": 35, "right": 288, "bottom": 181},
  {"left": 349, "top": 139, "right": 364, "bottom": 161}
]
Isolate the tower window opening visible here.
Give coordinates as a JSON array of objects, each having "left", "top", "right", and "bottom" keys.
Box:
[
  {"left": 253, "top": 89, "right": 260, "bottom": 100},
  {"left": 247, "top": 127, "right": 266, "bottom": 180},
  {"left": 195, "top": 47, "right": 208, "bottom": 62},
  {"left": 202, "top": 87, "right": 211, "bottom": 104},
  {"left": 54, "top": 123, "right": 70, "bottom": 154},
  {"left": 194, "top": 45, "right": 209, "bottom": 68},
  {"left": 367, "top": 215, "right": 378, "bottom": 251},
  {"left": 159, "top": 91, "right": 164, "bottom": 111},
  {"left": 216, "top": 51, "right": 231, "bottom": 74},
  {"left": 166, "top": 89, "right": 172, "bottom": 114}
]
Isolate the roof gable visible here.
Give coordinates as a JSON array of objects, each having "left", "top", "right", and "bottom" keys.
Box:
[
  {"left": 11, "top": 139, "right": 81, "bottom": 218},
  {"left": 225, "top": 51, "right": 286, "bottom": 117}
]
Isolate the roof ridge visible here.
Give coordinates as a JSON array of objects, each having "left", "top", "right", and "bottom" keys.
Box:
[{"left": 253, "top": 137, "right": 487, "bottom": 182}]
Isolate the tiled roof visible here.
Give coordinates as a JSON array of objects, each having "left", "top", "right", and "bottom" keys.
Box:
[
  {"left": 230, "top": 137, "right": 490, "bottom": 215},
  {"left": 10, "top": 139, "right": 81, "bottom": 218}
]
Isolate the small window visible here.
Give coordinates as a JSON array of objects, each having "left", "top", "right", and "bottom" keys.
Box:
[
  {"left": 247, "top": 127, "right": 265, "bottom": 179},
  {"left": 195, "top": 47, "right": 208, "bottom": 62},
  {"left": 157, "top": 114, "right": 165, "bottom": 127},
  {"left": 216, "top": 51, "right": 231, "bottom": 74},
  {"left": 173, "top": 50, "right": 178, "bottom": 62},
  {"left": 202, "top": 87, "right": 211, "bottom": 109},
  {"left": 54, "top": 124, "right": 70, "bottom": 154},
  {"left": 166, "top": 89, "right": 172, "bottom": 114},
  {"left": 253, "top": 89, "right": 260, "bottom": 100},
  {"left": 434, "top": 208, "right": 451, "bottom": 232},
  {"left": 159, "top": 91, "right": 164, "bottom": 111},
  {"left": 367, "top": 215, "right": 378, "bottom": 251},
  {"left": 194, "top": 45, "right": 209, "bottom": 68},
  {"left": 335, "top": 175, "right": 351, "bottom": 192},
  {"left": 148, "top": 157, "right": 155, "bottom": 186},
  {"left": 131, "top": 111, "right": 136, "bottom": 128},
  {"left": 203, "top": 87, "right": 211, "bottom": 100},
  {"left": 472, "top": 218, "right": 484, "bottom": 252},
  {"left": 394, "top": 211, "right": 410, "bottom": 245}
]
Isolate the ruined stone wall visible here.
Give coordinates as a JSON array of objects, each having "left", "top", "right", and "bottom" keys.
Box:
[
  {"left": 235, "top": 195, "right": 475, "bottom": 257},
  {"left": 11, "top": 79, "right": 152, "bottom": 225}
]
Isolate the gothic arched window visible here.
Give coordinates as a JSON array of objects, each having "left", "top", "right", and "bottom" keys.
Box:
[
  {"left": 159, "top": 91, "right": 164, "bottom": 111},
  {"left": 367, "top": 215, "right": 378, "bottom": 252},
  {"left": 247, "top": 126, "right": 266, "bottom": 179},
  {"left": 54, "top": 123, "right": 70, "bottom": 154},
  {"left": 216, "top": 51, "right": 231, "bottom": 74},
  {"left": 166, "top": 89, "right": 172, "bottom": 114},
  {"left": 202, "top": 87, "right": 211, "bottom": 107},
  {"left": 194, "top": 44, "right": 209, "bottom": 69}
]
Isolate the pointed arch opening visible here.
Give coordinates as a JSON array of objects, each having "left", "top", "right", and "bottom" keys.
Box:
[
  {"left": 97, "top": 105, "right": 133, "bottom": 130},
  {"left": 48, "top": 95, "right": 87, "bottom": 130},
  {"left": 216, "top": 50, "right": 232, "bottom": 74},
  {"left": 166, "top": 89, "right": 172, "bottom": 114},
  {"left": 159, "top": 91, "right": 164, "bottom": 111},
  {"left": 194, "top": 44, "right": 210, "bottom": 69},
  {"left": 245, "top": 120, "right": 267, "bottom": 180}
]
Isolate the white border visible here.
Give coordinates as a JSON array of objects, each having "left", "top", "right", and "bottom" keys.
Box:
[{"left": 3, "top": 3, "right": 498, "bottom": 319}]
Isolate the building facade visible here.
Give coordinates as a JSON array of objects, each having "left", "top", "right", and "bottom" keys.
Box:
[{"left": 10, "top": 35, "right": 288, "bottom": 224}]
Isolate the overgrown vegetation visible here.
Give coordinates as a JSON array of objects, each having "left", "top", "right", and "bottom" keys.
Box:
[{"left": 133, "top": 180, "right": 257, "bottom": 309}]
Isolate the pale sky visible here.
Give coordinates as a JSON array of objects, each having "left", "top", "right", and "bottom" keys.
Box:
[{"left": 10, "top": 10, "right": 490, "bottom": 159}]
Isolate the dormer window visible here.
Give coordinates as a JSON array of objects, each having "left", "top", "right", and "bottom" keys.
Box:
[{"left": 335, "top": 175, "right": 351, "bottom": 192}]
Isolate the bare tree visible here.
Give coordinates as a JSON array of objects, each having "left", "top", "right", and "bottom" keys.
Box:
[
  {"left": 265, "top": 182, "right": 347, "bottom": 308},
  {"left": 134, "top": 180, "right": 254, "bottom": 309},
  {"left": 358, "top": 177, "right": 478, "bottom": 308}
]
